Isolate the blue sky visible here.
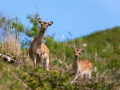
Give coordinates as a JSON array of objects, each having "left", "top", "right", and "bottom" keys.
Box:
[{"left": 0, "top": 0, "right": 120, "bottom": 41}]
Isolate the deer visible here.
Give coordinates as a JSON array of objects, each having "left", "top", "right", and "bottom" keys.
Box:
[
  {"left": 71, "top": 46, "right": 92, "bottom": 84},
  {"left": 29, "top": 18, "right": 53, "bottom": 71}
]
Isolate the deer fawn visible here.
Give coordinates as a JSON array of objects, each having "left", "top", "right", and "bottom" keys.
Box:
[
  {"left": 29, "top": 18, "right": 53, "bottom": 71},
  {"left": 71, "top": 46, "right": 92, "bottom": 83}
]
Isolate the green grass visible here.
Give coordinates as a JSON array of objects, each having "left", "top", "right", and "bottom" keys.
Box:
[{"left": 0, "top": 27, "right": 120, "bottom": 90}]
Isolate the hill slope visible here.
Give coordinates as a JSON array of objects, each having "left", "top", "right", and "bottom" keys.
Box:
[{"left": 0, "top": 27, "right": 120, "bottom": 90}]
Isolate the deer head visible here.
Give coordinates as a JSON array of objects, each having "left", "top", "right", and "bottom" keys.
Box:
[
  {"left": 38, "top": 18, "right": 53, "bottom": 32},
  {"left": 72, "top": 46, "right": 85, "bottom": 58}
]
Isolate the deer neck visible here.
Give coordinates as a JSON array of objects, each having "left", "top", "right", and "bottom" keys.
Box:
[
  {"left": 73, "top": 56, "right": 79, "bottom": 73},
  {"left": 36, "top": 29, "right": 45, "bottom": 45},
  {"left": 74, "top": 57, "right": 79, "bottom": 66}
]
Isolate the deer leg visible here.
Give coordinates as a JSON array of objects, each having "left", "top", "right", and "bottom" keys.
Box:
[
  {"left": 46, "top": 57, "right": 50, "bottom": 71},
  {"left": 42, "top": 53, "right": 50, "bottom": 71},
  {"left": 88, "top": 70, "right": 91, "bottom": 80},
  {"left": 81, "top": 73, "right": 84, "bottom": 79},
  {"left": 71, "top": 71, "right": 80, "bottom": 84},
  {"left": 33, "top": 54, "right": 37, "bottom": 68}
]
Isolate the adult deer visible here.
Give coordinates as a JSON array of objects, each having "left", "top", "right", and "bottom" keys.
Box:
[
  {"left": 29, "top": 18, "right": 53, "bottom": 71},
  {"left": 71, "top": 46, "right": 92, "bottom": 84}
]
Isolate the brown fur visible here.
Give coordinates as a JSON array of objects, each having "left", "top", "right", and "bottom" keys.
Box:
[
  {"left": 29, "top": 18, "right": 53, "bottom": 71},
  {"left": 71, "top": 46, "right": 92, "bottom": 83},
  {"left": 72, "top": 60, "right": 92, "bottom": 74},
  {"left": 29, "top": 42, "right": 50, "bottom": 60}
]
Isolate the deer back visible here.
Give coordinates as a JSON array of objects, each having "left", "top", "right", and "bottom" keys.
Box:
[{"left": 78, "top": 60, "right": 92, "bottom": 71}]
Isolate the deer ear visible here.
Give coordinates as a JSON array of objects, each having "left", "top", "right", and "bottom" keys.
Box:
[
  {"left": 48, "top": 21, "right": 53, "bottom": 26},
  {"left": 38, "top": 18, "right": 42, "bottom": 24},
  {"left": 72, "top": 46, "right": 76, "bottom": 50},
  {"left": 80, "top": 48, "right": 85, "bottom": 52}
]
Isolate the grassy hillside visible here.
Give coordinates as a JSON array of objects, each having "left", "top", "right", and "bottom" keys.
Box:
[
  {"left": 0, "top": 27, "right": 120, "bottom": 90},
  {"left": 69, "top": 27, "right": 120, "bottom": 72}
]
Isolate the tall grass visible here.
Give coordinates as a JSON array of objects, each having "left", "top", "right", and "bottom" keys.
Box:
[{"left": 0, "top": 25, "right": 21, "bottom": 57}]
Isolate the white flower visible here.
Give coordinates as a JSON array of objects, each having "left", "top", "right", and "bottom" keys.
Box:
[{"left": 62, "top": 35, "right": 64, "bottom": 39}]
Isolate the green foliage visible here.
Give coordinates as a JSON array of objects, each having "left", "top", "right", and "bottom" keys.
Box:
[
  {"left": 12, "top": 17, "right": 24, "bottom": 32},
  {"left": 25, "top": 13, "right": 40, "bottom": 37},
  {"left": 1, "top": 13, "right": 120, "bottom": 89},
  {"left": 12, "top": 17, "right": 24, "bottom": 41}
]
